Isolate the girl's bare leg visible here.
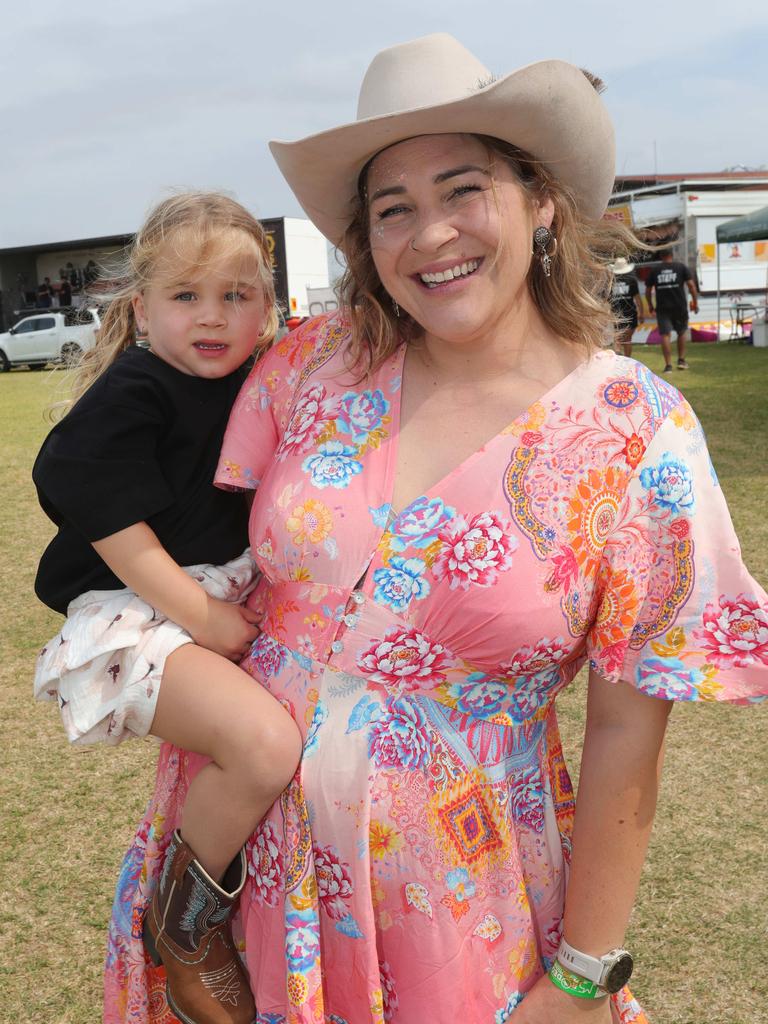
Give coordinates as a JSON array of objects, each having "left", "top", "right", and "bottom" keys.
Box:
[{"left": 150, "top": 643, "right": 302, "bottom": 880}]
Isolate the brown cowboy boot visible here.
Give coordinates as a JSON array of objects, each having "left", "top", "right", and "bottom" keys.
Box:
[{"left": 143, "top": 830, "right": 256, "bottom": 1024}]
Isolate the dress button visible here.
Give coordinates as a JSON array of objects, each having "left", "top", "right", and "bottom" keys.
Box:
[
  {"left": 344, "top": 614, "right": 359, "bottom": 628},
  {"left": 331, "top": 640, "right": 344, "bottom": 654},
  {"left": 352, "top": 592, "right": 365, "bottom": 605}
]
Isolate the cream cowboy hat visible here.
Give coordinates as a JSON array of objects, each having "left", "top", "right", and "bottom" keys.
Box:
[
  {"left": 270, "top": 33, "right": 616, "bottom": 244},
  {"left": 611, "top": 257, "right": 636, "bottom": 274}
]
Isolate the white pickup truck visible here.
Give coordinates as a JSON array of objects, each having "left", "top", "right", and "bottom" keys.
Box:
[{"left": 0, "top": 307, "right": 101, "bottom": 371}]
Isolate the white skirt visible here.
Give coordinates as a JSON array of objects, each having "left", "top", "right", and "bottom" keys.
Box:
[{"left": 33, "top": 549, "right": 257, "bottom": 746}]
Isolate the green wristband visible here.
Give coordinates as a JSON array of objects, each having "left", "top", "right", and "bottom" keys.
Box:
[{"left": 548, "top": 959, "right": 605, "bottom": 999}]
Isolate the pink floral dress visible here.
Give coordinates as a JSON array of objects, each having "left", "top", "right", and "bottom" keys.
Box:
[{"left": 105, "top": 314, "right": 768, "bottom": 1024}]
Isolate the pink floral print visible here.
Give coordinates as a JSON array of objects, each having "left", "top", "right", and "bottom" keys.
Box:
[{"left": 105, "top": 315, "right": 766, "bottom": 1024}]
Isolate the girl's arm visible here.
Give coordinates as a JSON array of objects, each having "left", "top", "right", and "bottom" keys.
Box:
[
  {"left": 511, "top": 671, "right": 671, "bottom": 1022},
  {"left": 92, "top": 522, "right": 259, "bottom": 661}
]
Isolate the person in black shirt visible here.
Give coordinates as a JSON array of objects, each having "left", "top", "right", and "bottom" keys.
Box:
[
  {"left": 36, "top": 278, "right": 53, "bottom": 307},
  {"left": 32, "top": 193, "right": 301, "bottom": 1024},
  {"left": 609, "top": 257, "right": 644, "bottom": 357},
  {"left": 645, "top": 249, "right": 699, "bottom": 372}
]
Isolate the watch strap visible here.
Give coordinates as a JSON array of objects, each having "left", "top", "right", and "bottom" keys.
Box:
[
  {"left": 557, "top": 939, "right": 605, "bottom": 984},
  {"left": 548, "top": 960, "right": 606, "bottom": 999}
]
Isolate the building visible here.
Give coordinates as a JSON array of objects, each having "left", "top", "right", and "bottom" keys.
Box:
[
  {"left": 607, "top": 171, "right": 768, "bottom": 336},
  {"left": 0, "top": 235, "right": 131, "bottom": 331},
  {"left": 0, "top": 217, "right": 330, "bottom": 331}
]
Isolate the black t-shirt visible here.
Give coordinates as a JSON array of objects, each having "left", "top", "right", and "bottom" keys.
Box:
[
  {"left": 646, "top": 261, "right": 692, "bottom": 317},
  {"left": 610, "top": 273, "right": 639, "bottom": 322},
  {"left": 34, "top": 346, "right": 250, "bottom": 614}
]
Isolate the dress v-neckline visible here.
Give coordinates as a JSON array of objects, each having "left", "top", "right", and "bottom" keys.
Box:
[{"left": 384, "top": 343, "right": 597, "bottom": 522}]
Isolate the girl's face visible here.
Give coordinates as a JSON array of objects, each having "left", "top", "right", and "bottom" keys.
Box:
[
  {"left": 366, "top": 134, "right": 554, "bottom": 346},
  {"left": 132, "top": 251, "right": 269, "bottom": 378}
]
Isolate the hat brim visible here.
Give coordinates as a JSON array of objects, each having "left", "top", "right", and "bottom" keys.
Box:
[{"left": 270, "top": 59, "right": 615, "bottom": 245}]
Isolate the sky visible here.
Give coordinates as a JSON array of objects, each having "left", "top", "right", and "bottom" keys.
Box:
[{"left": 1, "top": 0, "right": 767, "bottom": 249}]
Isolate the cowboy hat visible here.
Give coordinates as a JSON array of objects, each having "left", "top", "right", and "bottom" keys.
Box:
[
  {"left": 270, "top": 33, "right": 616, "bottom": 245},
  {"left": 611, "top": 257, "right": 636, "bottom": 274}
]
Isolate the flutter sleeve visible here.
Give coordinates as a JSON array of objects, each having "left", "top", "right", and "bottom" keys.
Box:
[
  {"left": 214, "top": 351, "right": 282, "bottom": 492},
  {"left": 586, "top": 397, "right": 768, "bottom": 704}
]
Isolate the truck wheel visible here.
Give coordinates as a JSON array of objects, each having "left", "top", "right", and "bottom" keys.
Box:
[
  {"left": 61, "top": 342, "right": 82, "bottom": 365},
  {"left": 0, "top": 351, "right": 10, "bottom": 372}
]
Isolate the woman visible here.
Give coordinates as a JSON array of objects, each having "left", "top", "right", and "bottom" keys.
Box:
[
  {"left": 609, "top": 257, "right": 644, "bottom": 357},
  {"left": 105, "top": 34, "right": 768, "bottom": 1024}
]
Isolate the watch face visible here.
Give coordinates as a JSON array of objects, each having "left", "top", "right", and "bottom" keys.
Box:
[{"left": 604, "top": 952, "right": 634, "bottom": 993}]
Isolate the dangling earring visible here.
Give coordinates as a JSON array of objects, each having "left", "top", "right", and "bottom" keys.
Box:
[
  {"left": 392, "top": 297, "right": 400, "bottom": 318},
  {"left": 532, "top": 226, "right": 557, "bottom": 278}
]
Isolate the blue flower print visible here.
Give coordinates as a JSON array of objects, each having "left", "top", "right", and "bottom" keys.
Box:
[
  {"left": 445, "top": 867, "right": 476, "bottom": 902},
  {"left": 389, "top": 496, "right": 456, "bottom": 551},
  {"left": 639, "top": 452, "right": 695, "bottom": 516},
  {"left": 249, "top": 634, "right": 289, "bottom": 678},
  {"left": 510, "top": 764, "right": 545, "bottom": 832},
  {"left": 509, "top": 667, "right": 561, "bottom": 720},
  {"left": 369, "top": 503, "right": 392, "bottom": 529},
  {"left": 635, "top": 656, "right": 704, "bottom": 700},
  {"left": 448, "top": 673, "right": 507, "bottom": 718},
  {"left": 304, "top": 700, "right": 329, "bottom": 757},
  {"left": 285, "top": 906, "right": 320, "bottom": 973},
  {"left": 368, "top": 696, "right": 431, "bottom": 770},
  {"left": 336, "top": 388, "right": 390, "bottom": 443},
  {"left": 495, "top": 991, "right": 524, "bottom": 1023},
  {"left": 302, "top": 441, "right": 364, "bottom": 490},
  {"left": 373, "top": 557, "right": 430, "bottom": 611}
]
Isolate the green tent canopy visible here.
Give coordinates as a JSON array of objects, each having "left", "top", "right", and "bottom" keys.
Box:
[{"left": 716, "top": 205, "right": 768, "bottom": 243}]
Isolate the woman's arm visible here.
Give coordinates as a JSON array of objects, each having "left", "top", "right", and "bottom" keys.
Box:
[
  {"left": 92, "top": 522, "right": 259, "bottom": 661},
  {"left": 512, "top": 671, "right": 671, "bottom": 1021},
  {"left": 563, "top": 671, "right": 671, "bottom": 952}
]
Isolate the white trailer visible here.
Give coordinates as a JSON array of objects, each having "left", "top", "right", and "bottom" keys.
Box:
[
  {"left": 609, "top": 177, "right": 768, "bottom": 338},
  {"left": 306, "top": 286, "right": 339, "bottom": 317},
  {"left": 261, "top": 217, "right": 330, "bottom": 318}
]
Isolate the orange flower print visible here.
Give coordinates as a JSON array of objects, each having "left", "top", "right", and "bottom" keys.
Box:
[
  {"left": 592, "top": 568, "right": 640, "bottom": 649},
  {"left": 507, "top": 401, "right": 546, "bottom": 436},
  {"left": 670, "top": 401, "right": 697, "bottom": 431},
  {"left": 286, "top": 499, "right": 333, "bottom": 545},
  {"left": 369, "top": 820, "right": 404, "bottom": 860},
  {"left": 567, "top": 466, "right": 628, "bottom": 579},
  {"left": 622, "top": 433, "right": 646, "bottom": 469}
]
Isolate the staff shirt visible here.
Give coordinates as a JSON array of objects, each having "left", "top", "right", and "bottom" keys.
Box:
[{"left": 646, "top": 261, "right": 692, "bottom": 317}]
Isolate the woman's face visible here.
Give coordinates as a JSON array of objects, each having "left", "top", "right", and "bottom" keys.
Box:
[{"left": 366, "top": 134, "right": 554, "bottom": 345}]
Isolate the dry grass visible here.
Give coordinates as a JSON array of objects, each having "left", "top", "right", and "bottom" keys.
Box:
[{"left": 1, "top": 345, "right": 766, "bottom": 1023}]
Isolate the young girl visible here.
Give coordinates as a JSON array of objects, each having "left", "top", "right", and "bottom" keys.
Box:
[{"left": 32, "top": 193, "right": 302, "bottom": 1024}]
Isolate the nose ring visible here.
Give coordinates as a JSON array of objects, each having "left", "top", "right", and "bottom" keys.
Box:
[{"left": 410, "top": 237, "right": 418, "bottom": 252}]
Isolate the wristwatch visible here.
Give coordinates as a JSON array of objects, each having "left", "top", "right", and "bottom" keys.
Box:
[{"left": 556, "top": 939, "right": 634, "bottom": 995}]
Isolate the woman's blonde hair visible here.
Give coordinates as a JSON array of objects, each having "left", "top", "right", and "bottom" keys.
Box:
[
  {"left": 338, "top": 134, "right": 645, "bottom": 374},
  {"left": 65, "top": 191, "right": 278, "bottom": 408}
]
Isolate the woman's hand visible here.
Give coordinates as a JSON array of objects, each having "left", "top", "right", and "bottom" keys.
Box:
[
  {"left": 512, "top": 976, "right": 613, "bottom": 1023},
  {"left": 190, "top": 596, "right": 261, "bottom": 661}
]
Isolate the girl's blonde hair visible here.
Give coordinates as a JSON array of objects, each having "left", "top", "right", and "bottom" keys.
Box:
[
  {"left": 338, "top": 134, "right": 645, "bottom": 374},
  {"left": 66, "top": 192, "right": 278, "bottom": 407}
]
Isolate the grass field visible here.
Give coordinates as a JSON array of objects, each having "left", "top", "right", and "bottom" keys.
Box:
[{"left": 1, "top": 343, "right": 766, "bottom": 1023}]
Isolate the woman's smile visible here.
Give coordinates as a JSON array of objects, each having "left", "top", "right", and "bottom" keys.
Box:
[{"left": 416, "top": 257, "right": 482, "bottom": 288}]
